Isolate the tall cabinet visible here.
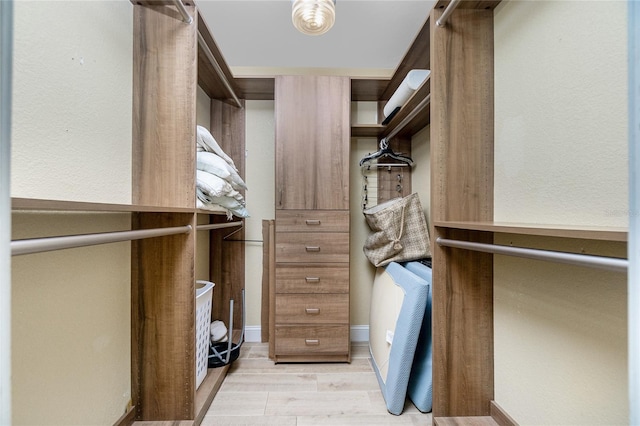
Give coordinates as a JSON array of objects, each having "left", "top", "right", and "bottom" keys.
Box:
[{"left": 271, "top": 75, "right": 351, "bottom": 363}]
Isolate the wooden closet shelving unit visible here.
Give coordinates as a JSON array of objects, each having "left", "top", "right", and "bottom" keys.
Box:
[
  {"left": 353, "top": 1, "right": 628, "bottom": 425},
  {"left": 9, "top": 2, "right": 259, "bottom": 424},
  {"left": 434, "top": 221, "right": 628, "bottom": 243},
  {"left": 427, "top": 1, "right": 626, "bottom": 425}
]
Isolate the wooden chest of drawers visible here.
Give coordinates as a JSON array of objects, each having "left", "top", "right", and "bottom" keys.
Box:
[
  {"left": 273, "top": 76, "right": 350, "bottom": 363},
  {"left": 272, "top": 210, "right": 350, "bottom": 362}
]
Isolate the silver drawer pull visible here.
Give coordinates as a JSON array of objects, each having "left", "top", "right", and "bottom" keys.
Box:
[
  {"left": 305, "top": 308, "right": 320, "bottom": 315},
  {"left": 305, "top": 277, "right": 320, "bottom": 283},
  {"left": 305, "top": 246, "right": 321, "bottom": 252},
  {"left": 305, "top": 339, "right": 320, "bottom": 346},
  {"left": 305, "top": 220, "right": 321, "bottom": 225}
]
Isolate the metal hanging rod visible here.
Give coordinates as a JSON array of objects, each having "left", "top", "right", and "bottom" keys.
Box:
[
  {"left": 196, "top": 221, "right": 243, "bottom": 231},
  {"left": 382, "top": 94, "right": 430, "bottom": 144},
  {"left": 197, "top": 32, "right": 243, "bottom": 109},
  {"left": 11, "top": 225, "right": 193, "bottom": 256},
  {"left": 172, "top": 0, "right": 193, "bottom": 24},
  {"left": 436, "top": 237, "right": 628, "bottom": 274},
  {"left": 436, "top": 0, "right": 462, "bottom": 27}
]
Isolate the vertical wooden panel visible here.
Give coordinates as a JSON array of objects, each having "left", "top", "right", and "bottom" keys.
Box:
[
  {"left": 209, "top": 99, "right": 246, "bottom": 330},
  {"left": 430, "top": 6, "right": 495, "bottom": 418},
  {"left": 377, "top": 137, "right": 412, "bottom": 204},
  {"left": 131, "top": 212, "right": 196, "bottom": 420},
  {"left": 431, "top": 8, "right": 494, "bottom": 223},
  {"left": 275, "top": 76, "right": 350, "bottom": 210},
  {"left": 131, "top": 3, "right": 198, "bottom": 421},
  {"left": 261, "top": 220, "right": 274, "bottom": 343},
  {"left": 432, "top": 228, "right": 494, "bottom": 417},
  {"left": 132, "top": 4, "right": 197, "bottom": 209}
]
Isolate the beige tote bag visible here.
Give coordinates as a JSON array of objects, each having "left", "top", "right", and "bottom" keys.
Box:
[{"left": 363, "top": 193, "right": 431, "bottom": 267}]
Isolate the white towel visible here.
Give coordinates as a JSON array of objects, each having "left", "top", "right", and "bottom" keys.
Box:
[{"left": 210, "top": 320, "right": 228, "bottom": 343}]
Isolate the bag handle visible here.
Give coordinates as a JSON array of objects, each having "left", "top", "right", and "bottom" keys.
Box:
[{"left": 392, "top": 204, "right": 406, "bottom": 251}]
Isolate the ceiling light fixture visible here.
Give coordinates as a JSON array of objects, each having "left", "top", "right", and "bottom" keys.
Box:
[{"left": 292, "top": 0, "right": 336, "bottom": 36}]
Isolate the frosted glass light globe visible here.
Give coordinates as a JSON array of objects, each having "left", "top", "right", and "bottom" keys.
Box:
[{"left": 292, "top": 0, "right": 336, "bottom": 36}]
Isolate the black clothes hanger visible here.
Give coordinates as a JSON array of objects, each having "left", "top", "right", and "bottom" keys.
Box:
[{"left": 359, "top": 138, "right": 414, "bottom": 167}]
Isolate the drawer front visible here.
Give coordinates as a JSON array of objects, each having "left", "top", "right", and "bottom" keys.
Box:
[
  {"left": 276, "top": 210, "right": 349, "bottom": 233},
  {"left": 276, "top": 294, "right": 349, "bottom": 324},
  {"left": 276, "top": 232, "right": 349, "bottom": 263},
  {"left": 276, "top": 264, "right": 349, "bottom": 294},
  {"left": 275, "top": 325, "right": 349, "bottom": 355}
]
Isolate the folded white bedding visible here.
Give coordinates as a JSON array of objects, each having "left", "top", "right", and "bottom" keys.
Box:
[
  {"left": 197, "top": 125, "right": 238, "bottom": 172},
  {"left": 196, "top": 170, "right": 233, "bottom": 198},
  {"left": 197, "top": 198, "right": 250, "bottom": 219},
  {"left": 197, "top": 151, "right": 248, "bottom": 192}
]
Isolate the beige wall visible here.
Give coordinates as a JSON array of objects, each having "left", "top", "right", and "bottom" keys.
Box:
[
  {"left": 12, "top": 213, "right": 132, "bottom": 425},
  {"left": 244, "top": 100, "right": 276, "bottom": 327},
  {"left": 11, "top": 1, "right": 132, "bottom": 204},
  {"left": 494, "top": 1, "right": 628, "bottom": 424},
  {"left": 10, "top": 2, "right": 134, "bottom": 424}
]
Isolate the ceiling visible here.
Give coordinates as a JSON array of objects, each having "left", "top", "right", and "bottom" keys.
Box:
[{"left": 196, "top": 0, "right": 436, "bottom": 74}]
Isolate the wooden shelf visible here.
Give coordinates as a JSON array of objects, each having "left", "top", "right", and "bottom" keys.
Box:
[
  {"left": 381, "top": 77, "right": 430, "bottom": 140},
  {"left": 235, "top": 76, "right": 275, "bottom": 100},
  {"left": 11, "top": 197, "right": 231, "bottom": 215},
  {"left": 434, "top": 221, "right": 628, "bottom": 242},
  {"left": 193, "top": 365, "right": 231, "bottom": 424},
  {"left": 351, "top": 123, "right": 385, "bottom": 138},
  {"left": 434, "top": 416, "right": 500, "bottom": 426},
  {"left": 351, "top": 78, "right": 390, "bottom": 102}
]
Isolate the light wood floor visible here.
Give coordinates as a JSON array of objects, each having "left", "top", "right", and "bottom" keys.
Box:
[{"left": 202, "top": 342, "right": 432, "bottom": 425}]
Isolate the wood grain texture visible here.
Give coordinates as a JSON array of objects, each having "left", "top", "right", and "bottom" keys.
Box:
[
  {"left": 376, "top": 137, "right": 412, "bottom": 205},
  {"left": 209, "top": 99, "right": 246, "bottom": 329},
  {"left": 276, "top": 210, "right": 349, "bottom": 233},
  {"left": 274, "top": 325, "right": 350, "bottom": 356},
  {"left": 434, "top": 416, "right": 499, "bottom": 426},
  {"left": 490, "top": 401, "right": 519, "bottom": 426},
  {"left": 381, "top": 79, "right": 431, "bottom": 139},
  {"left": 275, "top": 232, "right": 350, "bottom": 263},
  {"left": 350, "top": 124, "right": 385, "bottom": 138},
  {"left": 193, "top": 365, "right": 231, "bottom": 425},
  {"left": 196, "top": 12, "right": 241, "bottom": 103},
  {"left": 434, "top": 221, "right": 628, "bottom": 242},
  {"left": 382, "top": 17, "right": 430, "bottom": 101},
  {"left": 275, "top": 263, "right": 349, "bottom": 294},
  {"left": 267, "top": 221, "right": 277, "bottom": 360},
  {"left": 235, "top": 77, "right": 275, "bottom": 100},
  {"left": 430, "top": 7, "right": 494, "bottom": 224},
  {"left": 432, "top": 227, "right": 494, "bottom": 418},
  {"left": 275, "top": 294, "right": 350, "bottom": 324},
  {"left": 11, "top": 197, "right": 199, "bottom": 213},
  {"left": 275, "top": 76, "right": 350, "bottom": 210},
  {"left": 262, "top": 220, "right": 274, "bottom": 343},
  {"left": 430, "top": 6, "right": 495, "bottom": 418},
  {"left": 435, "top": 0, "right": 502, "bottom": 10},
  {"left": 351, "top": 78, "right": 390, "bottom": 101},
  {"left": 131, "top": 212, "right": 196, "bottom": 421},
  {"left": 132, "top": 4, "right": 196, "bottom": 208}
]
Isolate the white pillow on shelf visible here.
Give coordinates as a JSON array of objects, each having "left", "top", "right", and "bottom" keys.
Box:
[
  {"left": 196, "top": 151, "right": 248, "bottom": 192},
  {"left": 196, "top": 151, "right": 231, "bottom": 180},
  {"left": 196, "top": 125, "right": 239, "bottom": 172},
  {"left": 196, "top": 170, "right": 233, "bottom": 198}
]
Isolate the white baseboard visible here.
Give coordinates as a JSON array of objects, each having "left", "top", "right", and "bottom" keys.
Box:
[
  {"left": 243, "top": 325, "right": 370, "bottom": 343},
  {"left": 350, "top": 325, "right": 370, "bottom": 342},
  {"left": 243, "top": 326, "right": 262, "bottom": 343}
]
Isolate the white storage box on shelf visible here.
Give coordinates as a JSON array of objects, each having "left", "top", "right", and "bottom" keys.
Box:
[{"left": 195, "top": 280, "right": 215, "bottom": 389}]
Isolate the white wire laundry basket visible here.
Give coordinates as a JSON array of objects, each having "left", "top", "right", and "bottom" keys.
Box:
[{"left": 195, "top": 280, "right": 214, "bottom": 389}]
